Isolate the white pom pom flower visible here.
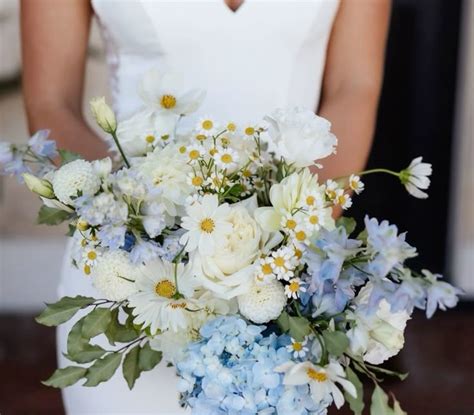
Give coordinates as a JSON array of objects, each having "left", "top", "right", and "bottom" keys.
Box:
[
  {"left": 238, "top": 279, "right": 287, "bottom": 324},
  {"left": 92, "top": 250, "right": 140, "bottom": 301},
  {"left": 52, "top": 159, "right": 101, "bottom": 205}
]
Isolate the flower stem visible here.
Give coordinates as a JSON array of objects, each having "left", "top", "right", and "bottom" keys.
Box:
[
  {"left": 110, "top": 130, "right": 130, "bottom": 168},
  {"left": 356, "top": 168, "right": 400, "bottom": 178}
]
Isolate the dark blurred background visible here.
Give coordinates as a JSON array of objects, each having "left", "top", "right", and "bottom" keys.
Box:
[{"left": 0, "top": 0, "right": 473, "bottom": 414}]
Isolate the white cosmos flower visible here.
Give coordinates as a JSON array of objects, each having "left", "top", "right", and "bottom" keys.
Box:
[
  {"left": 128, "top": 259, "right": 196, "bottom": 334},
  {"left": 275, "top": 360, "right": 357, "bottom": 409},
  {"left": 263, "top": 107, "right": 337, "bottom": 168},
  {"left": 139, "top": 69, "right": 205, "bottom": 115},
  {"left": 180, "top": 194, "right": 233, "bottom": 255},
  {"left": 400, "top": 157, "right": 432, "bottom": 199}
]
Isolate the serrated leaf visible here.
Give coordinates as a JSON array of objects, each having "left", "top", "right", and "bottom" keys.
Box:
[
  {"left": 66, "top": 317, "right": 106, "bottom": 363},
  {"left": 138, "top": 343, "right": 162, "bottom": 371},
  {"left": 322, "top": 330, "right": 350, "bottom": 358},
  {"left": 276, "top": 311, "right": 290, "bottom": 332},
  {"left": 288, "top": 316, "right": 312, "bottom": 342},
  {"left": 123, "top": 345, "right": 141, "bottom": 389},
  {"left": 105, "top": 309, "right": 139, "bottom": 346},
  {"left": 36, "top": 296, "right": 96, "bottom": 327},
  {"left": 344, "top": 367, "right": 364, "bottom": 415},
  {"left": 42, "top": 366, "right": 87, "bottom": 388},
  {"left": 82, "top": 308, "right": 112, "bottom": 339},
  {"left": 83, "top": 353, "right": 122, "bottom": 387},
  {"left": 336, "top": 217, "right": 357, "bottom": 235},
  {"left": 59, "top": 149, "right": 82, "bottom": 165},
  {"left": 37, "top": 205, "right": 71, "bottom": 226}
]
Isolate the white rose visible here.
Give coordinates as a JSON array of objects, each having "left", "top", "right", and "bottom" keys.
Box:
[
  {"left": 192, "top": 195, "right": 282, "bottom": 299},
  {"left": 263, "top": 107, "right": 337, "bottom": 168},
  {"left": 348, "top": 284, "right": 410, "bottom": 364}
]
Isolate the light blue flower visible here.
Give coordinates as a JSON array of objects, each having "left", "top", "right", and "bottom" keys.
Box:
[
  {"left": 422, "top": 270, "right": 462, "bottom": 318},
  {"left": 28, "top": 129, "right": 57, "bottom": 158},
  {"left": 0, "top": 142, "right": 14, "bottom": 164},
  {"left": 97, "top": 224, "right": 127, "bottom": 250},
  {"left": 129, "top": 238, "right": 162, "bottom": 263}
]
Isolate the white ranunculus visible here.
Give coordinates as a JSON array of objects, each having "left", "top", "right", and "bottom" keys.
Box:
[
  {"left": 263, "top": 107, "right": 337, "bottom": 168},
  {"left": 192, "top": 195, "right": 282, "bottom": 299},
  {"left": 347, "top": 284, "right": 410, "bottom": 364},
  {"left": 255, "top": 168, "right": 334, "bottom": 233},
  {"left": 90, "top": 97, "right": 117, "bottom": 133}
]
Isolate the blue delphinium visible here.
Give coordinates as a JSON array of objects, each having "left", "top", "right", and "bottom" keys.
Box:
[
  {"left": 28, "top": 130, "right": 57, "bottom": 158},
  {"left": 177, "top": 316, "right": 329, "bottom": 415}
]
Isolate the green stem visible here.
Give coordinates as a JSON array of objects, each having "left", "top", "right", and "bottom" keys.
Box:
[
  {"left": 357, "top": 168, "right": 400, "bottom": 178},
  {"left": 110, "top": 130, "right": 130, "bottom": 168}
]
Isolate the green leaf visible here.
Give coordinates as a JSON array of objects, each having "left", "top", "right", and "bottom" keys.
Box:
[
  {"left": 83, "top": 352, "right": 122, "bottom": 387},
  {"left": 322, "top": 330, "right": 350, "bottom": 358},
  {"left": 138, "top": 342, "right": 162, "bottom": 371},
  {"left": 276, "top": 311, "right": 290, "bottom": 332},
  {"left": 59, "top": 149, "right": 82, "bottom": 165},
  {"left": 336, "top": 217, "right": 357, "bottom": 235},
  {"left": 392, "top": 397, "right": 407, "bottom": 415},
  {"left": 288, "top": 316, "right": 312, "bottom": 341},
  {"left": 357, "top": 228, "right": 368, "bottom": 243},
  {"left": 81, "top": 308, "right": 112, "bottom": 339},
  {"left": 42, "top": 366, "right": 87, "bottom": 388},
  {"left": 344, "top": 367, "right": 364, "bottom": 415},
  {"left": 122, "top": 345, "right": 141, "bottom": 389},
  {"left": 66, "top": 317, "right": 106, "bottom": 363},
  {"left": 370, "top": 385, "right": 406, "bottom": 415},
  {"left": 105, "top": 309, "right": 139, "bottom": 346},
  {"left": 37, "top": 205, "right": 71, "bottom": 226},
  {"left": 36, "top": 296, "right": 96, "bottom": 327}
]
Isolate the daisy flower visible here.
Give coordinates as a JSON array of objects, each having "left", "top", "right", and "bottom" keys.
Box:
[
  {"left": 281, "top": 213, "right": 301, "bottom": 233},
  {"left": 128, "top": 259, "right": 196, "bottom": 334},
  {"left": 334, "top": 189, "right": 353, "bottom": 210},
  {"left": 185, "top": 145, "right": 204, "bottom": 163},
  {"left": 286, "top": 337, "right": 309, "bottom": 359},
  {"left": 270, "top": 246, "right": 297, "bottom": 281},
  {"left": 301, "top": 190, "right": 325, "bottom": 210},
  {"left": 197, "top": 116, "right": 218, "bottom": 136},
  {"left": 83, "top": 246, "right": 101, "bottom": 267},
  {"left": 213, "top": 146, "right": 239, "bottom": 170},
  {"left": 255, "top": 257, "right": 277, "bottom": 284},
  {"left": 180, "top": 194, "right": 232, "bottom": 255},
  {"left": 187, "top": 172, "right": 205, "bottom": 189},
  {"left": 400, "top": 156, "right": 432, "bottom": 199},
  {"left": 349, "top": 174, "right": 364, "bottom": 194},
  {"left": 292, "top": 226, "right": 311, "bottom": 245},
  {"left": 285, "top": 277, "right": 307, "bottom": 299},
  {"left": 205, "top": 172, "right": 227, "bottom": 192},
  {"left": 225, "top": 121, "right": 238, "bottom": 134},
  {"left": 305, "top": 208, "right": 328, "bottom": 232},
  {"left": 324, "top": 179, "right": 339, "bottom": 201}
]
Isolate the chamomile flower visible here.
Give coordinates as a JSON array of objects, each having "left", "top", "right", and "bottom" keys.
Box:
[
  {"left": 187, "top": 172, "right": 205, "bottom": 189},
  {"left": 270, "top": 246, "right": 296, "bottom": 281},
  {"left": 334, "top": 189, "right": 352, "bottom": 210},
  {"left": 225, "top": 121, "right": 238, "bottom": 134},
  {"left": 292, "top": 226, "right": 311, "bottom": 245},
  {"left": 281, "top": 213, "right": 301, "bottom": 233},
  {"left": 180, "top": 194, "right": 232, "bottom": 255},
  {"left": 185, "top": 145, "right": 204, "bottom": 163},
  {"left": 197, "top": 116, "right": 218, "bottom": 136},
  {"left": 218, "top": 135, "right": 232, "bottom": 148},
  {"left": 213, "top": 146, "right": 239, "bottom": 170},
  {"left": 301, "top": 190, "right": 324, "bottom": 209},
  {"left": 305, "top": 209, "right": 326, "bottom": 232},
  {"left": 287, "top": 337, "right": 309, "bottom": 359},
  {"left": 205, "top": 172, "right": 227, "bottom": 192},
  {"left": 243, "top": 124, "right": 257, "bottom": 139},
  {"left": 255, "top": 256, "right": 277, "bottom": 284},
  {"left": 349, "top": 174, "right": 364, "bottom": 194},
  {"left": 83, "top": 246, "right": 101, "bottom": 267},
  {"left": 193, "top": 132, "right": 208, "bottom": 144},
  {"left": 285, "top": 277, "right": 307, "bottom": 299},
  {"left": 325, "top": 179, "right": 339, "bottom": 201}
]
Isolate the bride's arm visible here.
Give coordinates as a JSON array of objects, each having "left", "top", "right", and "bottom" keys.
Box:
[
  {"left": 317, "top": 0, "right": 391, "bottom": 181},
  {"left": 21, "top": 0, "right": 109, "bottom": 161}
]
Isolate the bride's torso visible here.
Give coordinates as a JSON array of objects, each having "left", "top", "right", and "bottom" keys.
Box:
[{"left": 92, "top": 0, "right": 340, "bottom": 122}]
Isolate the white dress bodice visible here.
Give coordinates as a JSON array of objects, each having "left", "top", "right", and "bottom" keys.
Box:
[
  {"left": 59, "top": 1, "right": 339, "bottom": 413},
  {"left": 92, "top": 0, "right": 340, "bottom": 122}
]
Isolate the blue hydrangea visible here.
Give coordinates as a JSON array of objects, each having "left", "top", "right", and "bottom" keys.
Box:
[{"left": 177, "top": 316, "right": 329, "bottom": 415}]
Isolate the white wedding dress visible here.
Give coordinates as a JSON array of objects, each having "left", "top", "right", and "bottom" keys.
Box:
[{"left": 57, "top": 1, "right": 340, "bottom": 413}]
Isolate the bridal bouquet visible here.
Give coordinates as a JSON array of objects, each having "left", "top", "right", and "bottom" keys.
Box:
[{"left": 0, "top": 70, "right": 461, "bottom": 415}]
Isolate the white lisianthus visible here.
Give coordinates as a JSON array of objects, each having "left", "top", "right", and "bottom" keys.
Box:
[
  {"left": 400, "top": 157, "right": 432, "bottom": 199},
  {"left": 275, "top": 360, "right": 357, "bottom": 409},
  {"left": 90, "top": 97, "right": 117, "bottom": 133},
  {"left": 255, "top": 168, "right": 334, "bottom": 233},
  {"left": 347, "top": 283, "right": 410, "bottom": 364},
  {"left": 139, "top": 69, "right": 205, "bottom": 116},
  {"left": 191, "top": 195, "right": 282, "bottom": 299},
  {"left": 128, "top": 258, "right": 196, "bottom": 334},
  {"left": 52, "top": 159, "right": 101, "bottom": 205},
  {"left": 92, "top": 250, "right": 140, "bottom": 302},
  {"left": 137, "top": 144, "right": 193, "bottom": 220},
  {"left": 263, "top": 107, "right": 337, "bottom": 168},
  {"left": 180, "top": 194, "right": 233, "bottom": 256},
  {"left": 22, "top": 173, "right": 55, "bottom": 198},
  {"left": 238, "top": 279, "right": 287, "bottom": 324}
]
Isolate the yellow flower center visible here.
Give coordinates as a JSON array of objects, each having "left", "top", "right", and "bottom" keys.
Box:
[
  {"left": 309, "top": 215, "right": 319, "bottom": 225},
  {"left": 294, "top": 248, "right": 303, "bottom": 259},
  {"left": 209, "top": 147, "right": 218, "bottom": 156},
  {"left": 220, "top": 153, "right": 233, "bottom": 164},
  {"left": 350, "top": 180, "right": 357, "bottom": 188},
  {"left": 155, "top": 280, "right": 177, "bottom": 298},
  {"left": 286, "top": 219, "right": 297, "bottom": 230},
  {"left": 200, "top": 218, "right": 215, "bottom": 233},
  {"left": 295, "top": 230, "right": 307, "bottom": 242},
  {"left": 220, "top": 137, "right": 231, "bottom": 146},
  {"left": 273, "top": 257, "right": 286, "bottom": 268},
  {"left": 196, "top": 134, "right": 207, "bottom": 142},
  {"left": 87, "top": 251, "right": 97, "bottom": 260},
  {"left": 261, "top": 263, "right": 273, "bottom": 275},
  {"left": 202, "top": 120, "right": 213, "bottom": 130},
  {"left": 191, "top": 176, "right": 203, "bottom": 187},
  {"left": 292, "top": 342, "right": 303, "bottom": 351},
  {"left": 160, "top": 94, "right": 177, "bottom": 109},
  {"left": 179, "top": 146, "right": 187, "bottom": 154},
  {"left": 227, "top": 122, "right": 236, "bottom": 132},
  {"left": 307, "top": 368, "right": 327, "bottom": 382},
  {"left": 244, "top": 126, "right": 255, "bottom": 136},
  {"left": 189, "top": 149, "right": 200, "bottom": 160},
  {"left": 337, "top": 195, "right": 347, "bottom": 205},
  {"left": 146, "top": 135, "right": 155, "bottom": 144},
  {"left": 326, "top": 190, "right": 336, "bottom": 200},
  {"left": 83, "top": 264, "right": 91, "bottom": 275},
  {"left": 289, "top": 281, "right": 300, "bottom": 292},
  {"left": 306, "top": 195, "right": 315, "bottom": 206},
  {"left": 242, "top": 169, "right": 252, "bottom": 178}
]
